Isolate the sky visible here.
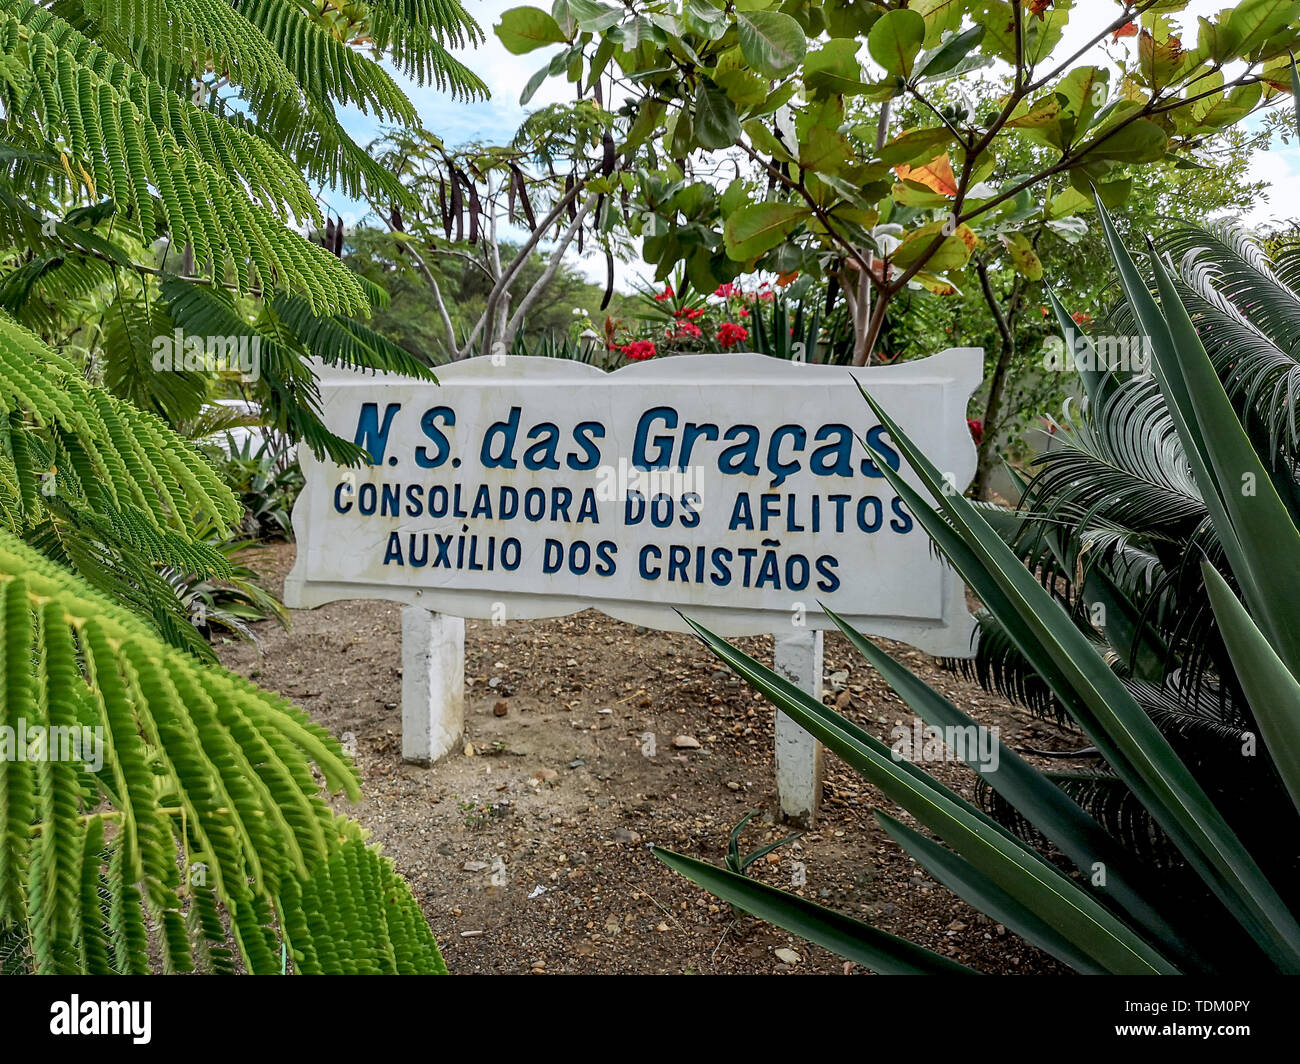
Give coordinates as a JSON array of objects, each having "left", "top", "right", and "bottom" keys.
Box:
[{"left": 332, "top": 0, "right": 1300, "bottom": 288}]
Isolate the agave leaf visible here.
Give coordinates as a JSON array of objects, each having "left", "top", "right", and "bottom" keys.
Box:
[
  {"left": 874, "top": 812, "right": 1107, "bottom": 974},
  {"left": 683, "top": 618, "right": 1179, "bottom": 974},
  {"left": 823, "top": 605, "right": 1200, "bottom": 969},
  {"left": 653, "top": 847, "right": 976, "bottom": 974},
  {"left": 1201, "top": 561, "right": 1300, "bottom": 819},
  {"left": 855, "top": 377, "right": 1300, "bottom": 969}
]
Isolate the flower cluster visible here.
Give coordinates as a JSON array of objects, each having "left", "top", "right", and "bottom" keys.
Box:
[
  {"left": 717, "top": 321, "right": 749, "bottom": 348},
  {"left": 608, "top": 277, "right": 769, "bottom": 362},
  {"left": 618, "top": 340, "right": 658, "bottom": 361}
]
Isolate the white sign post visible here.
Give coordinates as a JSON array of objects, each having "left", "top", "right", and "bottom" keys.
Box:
[{"left": 286, "top": 350, "right": 982, "bottom": 820}]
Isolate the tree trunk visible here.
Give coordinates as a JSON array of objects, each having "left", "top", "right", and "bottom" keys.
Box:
[
  {"left": 972, "top": 259, "right": 1016, "bottom": 500},
  {"left": 852, "top": 287, "right": 890, "bottom": 368}
]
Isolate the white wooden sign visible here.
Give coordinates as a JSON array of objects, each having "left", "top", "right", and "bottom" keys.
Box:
[
  {"left": 285, "top": 350, "right": 982, "bottom": 820},
  {"left": 286, "top": 350, "right": 980, "bottom": 653}
]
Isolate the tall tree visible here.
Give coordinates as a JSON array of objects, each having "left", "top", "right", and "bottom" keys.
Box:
[{"left": 496, "top": 0, "right": 1300, "bottom": 364}]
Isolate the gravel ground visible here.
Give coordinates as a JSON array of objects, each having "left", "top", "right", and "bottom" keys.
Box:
[{"left": 215, "top": 540, "right": 1080, "bottom": 974}]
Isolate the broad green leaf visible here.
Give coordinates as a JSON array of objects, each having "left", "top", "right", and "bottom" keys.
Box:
[
  {"left": 669, "top": 107, "right": 694, "bottom": 157},
  {"left": 1048, "top": 186, "right": 1092, "bottom": 219},
  {"left": 912, "top": 0, "right": 963, "bottom": 47},
  {"left": 799, "top": 123, "right": 853, "bottom": 174},
  {"left": 1000, "top": 231, "right": 1042, "bottom": 280},
  {"left": 1085, "top": 118, "right": 1168, "bottom": 162},
  {"left": 915, "top": 24, "right": 986, "bottom": 79},
  {"left": 890, "top": 221, "right": 977, "bottom": 272},
  {"left": 868, "top": 8, "right": 926, "bottom": 78},
  {"left": 694, "top": 80, "right": 741, "bottom": 149},
  {"left": 877, "top": 126, "right": 955, "bottom": 166},
  {"left": 519, "top": 62, "right": 551, "bottom": 105},
  {"left": 1227, "top": 0, "right": 1300, "bottom": 56},
  {"left": 1008, "top": 97, "right": 1063, "bottom": 130},
  {"left": 723, "top": 202, "right": 810, "bottom": 259},
  {"left": 803, "top": 39, "right": 872, "bottom": 97},
  {"left": 495, "top": 7, "right": 568, "bottom": 54},
  {"left": 1055, "top": 65, "right": 1109, "bottom": 134},
  {"left": 736, "top": 11, "right": 807, "bottom": 78},
  {"left": 714, "top": 52, "right": 770, "bottom": 107},
  {"left": 1198, "top": 14, "right": 1243, "bottom": 62},
  {"left": 565, "top": 0, "right": 622, "bottom": 32}
]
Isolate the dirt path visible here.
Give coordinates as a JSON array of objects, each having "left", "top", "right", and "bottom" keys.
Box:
[{"left": 215, "top": 540, "right": 1077, "bottom": 974}]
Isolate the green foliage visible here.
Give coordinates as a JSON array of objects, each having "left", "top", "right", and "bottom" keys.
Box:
[
  {"left": 0, "top": 0, "right": 476, "bottom": 973},
  {"left": 955, "top": 221, "right": 1300, "bottom": 870},
  {"left": 500, "top": 0, "right": 1300, "bottom": 362},
  {"left": 206, "top": 434, "right": 304, "bottom": 542},
  {"left": 725, "top": 810, "right": 801, "bottom": 877},
  {"left": 657, "top": 199, "right": 1300, "bottom": 974},
  {"left": 0, "top": 528, "right": 444, "bottom": 973}
]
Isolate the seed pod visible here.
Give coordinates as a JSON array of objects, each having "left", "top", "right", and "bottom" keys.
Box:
[
  {"left": 511, "top": 164, "right": 537, "bottom": 231},
  {"left": 601, "top": 130, "right": 615, "bottom": 176},
  {"left": 601, "top": 248, "right": 614, "bottom": 310},
  {"left": 450, "top": 178, "right": 463, "bottom": 242},
  {"left": 464, "top": 176, "right": 482, "bottom": 245}
]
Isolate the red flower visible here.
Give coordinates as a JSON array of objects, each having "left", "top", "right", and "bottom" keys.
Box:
[
  {"left": 738, "top": 308, "right": 749, "bottom": 318},
  {"left": 967, "top": 419, "right": 983, "bottom": 445},
  {"left": 621, "top": 340, "right": 657, "bottom": 361},
  {"left": 1071, "top": 311, "right": 1092, "bottom": 326},
  {"left": 713, "top": 283, "right": 736, "bottom": 299},
  {"left": 653, "top": 285, "right": 675, "bottom": 302},
  {"left": 668, "top": 322, "right": 703, "bottom": 340},
  {"left": 717, "top": 322, "right": 749, "bottom": 348}
]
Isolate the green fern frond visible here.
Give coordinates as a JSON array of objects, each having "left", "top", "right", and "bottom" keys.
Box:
[
  {"left": 280, "top": 835, "right": 447, "bottom": 974},
  {"left": 161, "top": 278, "right": 371, "bottom": 464},
  {"left": 1, "top": 3, "right": 370, "bottom": 314},
  {"left": 270, "top": 292, "right": 436, "bottom": 379},
  {"left": 1, "top": 529, "right": 444, "bottom": 973},
  {"left": 88, "top": 0, "right": 303, "bottom": 108},
  {"left": 0, "top": 310, "right": 240, "bottom": 535},
  {"left": 239, "top": 0, "right": 417, "bottom": 122},
  {"left": 361, "top": 0, "right": 487, "bottom": 95}
]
